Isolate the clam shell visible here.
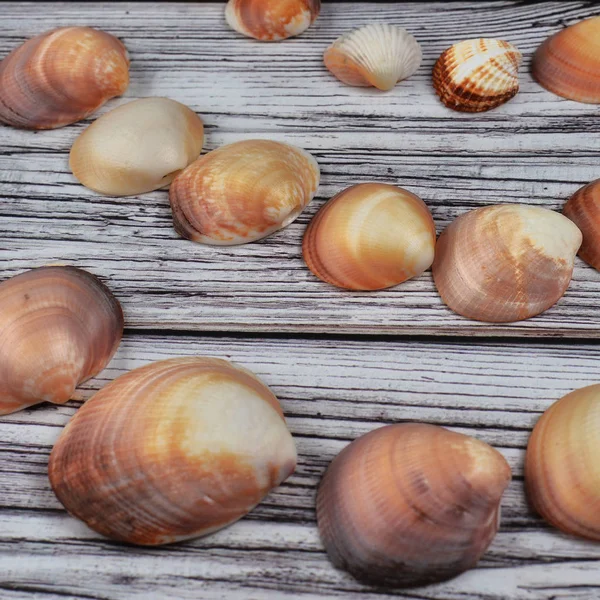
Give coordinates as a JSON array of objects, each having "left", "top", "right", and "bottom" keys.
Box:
[
  {"left": 49, "top": 357, "right": 297, "bottom": 545},
  {"left": 317, "top": 423, "right": 511, "bottom": 587},
  {"left": 225, "top": 0, "right": 320, "bottom": 41},
  {"left": 432, "top": 38, "right": 522, "bottom": 112},
  {"left": 432, "top": 205, "right": 582, "bottom": 322},
  {"left": 169, "top": 140, "right": 320, "bottom": 245},
  {"left": 0, "top": 27, "right": 129, "bottom": 129},
  {"left": 302, "top": 183, "right": 435, "bottom": 290},
  {"left": 69, "top": 98, "right": 204, "bottom": 196},
  {"left": 563, "top": 179, "right": 600, "bottom": 270},
  {"left": 532, "top": 17, "right": 600, "bottom": 104},
  {"left": 0, "top": 266, "right": 123, "bottom": 415},
  {"left": 526, "top": 384, "right": 600, "bottom": 540},
  {"left": 324, "top": 24, "right": 422, "bottom": 91}
]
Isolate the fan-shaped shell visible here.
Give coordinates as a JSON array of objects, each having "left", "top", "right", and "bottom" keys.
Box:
[
  {"left": 317, "top": 423, "right": 511, "bottom": 587},
  {"left": 302, "top": 183, "right": 435, "bottom": 290},
  {"left": 69, "top": 98, "right": 204, "bottom": 196},
  {"left": 0, "top": 27, "right": 129, "bottom": 129},
  {"left": 324, "top": 24, "right": 422, "bottom": 91},
  {"left": 225, "top": 0, "right": 320, "bottom": 41},
  {"left": 432, "top": 38, "right": 522, "bottom": 112},
  {"left": 526, "top": 384, "right": 600, "bottom": 540},
  {"left": 532, "top": 17, "right": 600, "bottom": 104},
  {"left": 169, "top": 140, "right": 320, "bottom": 245},
  {"left": 49, "top": 357, "right": 297, "bottom": 545},
  {"left": 0, "top": 266, "right": 123, "bottom": 415},
  {"left": 432, "top": 205, "right": 582, "bottom": 323}
]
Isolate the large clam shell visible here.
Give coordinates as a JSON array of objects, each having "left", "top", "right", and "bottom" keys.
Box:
[
  {"left": 324, "top": 24, "right": 422, "bottom": 91},
  {"left": 302, "top": 183, "right": 435, "bottom": 290},
  {"left": 169, "top": 140, "right": 320, "bottom": 245},
  {"left": 49, "top": 357, "right": 297, "bottom": 545},
  {"left": 432, "top": 205, "right": 582, "bottom": 323},
  {"left": 317, "top": 423, "right": 511, "bottom": 587},
  {"left": 0, "top": 27, "right": 129, "bottom": 130},
  {"left": 0, "top": 266, "right": 123, "bottom": 415}
]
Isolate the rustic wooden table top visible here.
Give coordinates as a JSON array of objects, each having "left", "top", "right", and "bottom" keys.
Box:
[{"left": 1, "top": 1, "right": 600, "bottom": 599}]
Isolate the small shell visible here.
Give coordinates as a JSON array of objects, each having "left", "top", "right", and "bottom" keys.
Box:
[
  {"left": 49, "top": 357, "right": 297, "bottom": 545},
  {"left": 563, "top": 180, "right": 600, "bottom": 271},
  {"left": 532, "top": 17, "right": 600, "bottom": 104},
  {"left": 432, "top": 38, "right": 522, "bottom": 112},
  {"left": 302, "top": 183, "right": 435, "bottom": 290},
  {"left": 69, "top": 98, "right": 204, "bottom": 196},
  {"left": 324, "top": 24, "right": 422, "bottom": 91},
  {"left": 169, "top": 140, "right": 320, "bottom": 245},
  {"left": 225, "top": 0, "right": 320, "bottom": 41},
  {"left": 0, "top": 266, "right": 123, "bottom": 415},
  {"left": 526, "top": 384, "right": 600, "bottom": 540},
  {"left": 432, "top": 205, "right": 582, "bottom": 323},
  {"left": 0, "top": 27, "right": 129, "bottom": 129},
  {"left": 317, "top": 423, "right": 511, "bottom": 587}
]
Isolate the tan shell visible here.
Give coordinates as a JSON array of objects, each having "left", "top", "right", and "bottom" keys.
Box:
[
  {"left": 169, "top": 140, "right": 320, "bottom": 245},
  {"left": 526, "top": 384, "right": 600, "bottom": 540},
  {"left": 0, "top": 27, "right": 129, "bottom": 129},
  {"left": 0, "top": 266, "right": 123, "bottom": 415},
  {"left": 432, "top": 38, "right": 522, "bottom": 112},
  {"left": 49, "top": 357, "right": 297, "bottom": 545},
  {"left": 563, "top": 179, "right": 600, "bottom": 270},
  {"left": 225, "top": 0, "right": 320, "bottom": 41},
  {"left": 69, "top": 98, "right": 204, "bottom": 196},
  {"left": 302, "top": 183, "right": 435, "bottom": 290},
  {"left": 317, "top": 423, "right": 511, "bottom": 587},
  {"left": 532, "top": 17, "right": 600, "bottom": 104},
  {"left": 324, "top": 24, "right": 422, "bottom": 91},
  {"left": 432, "top": 205, "right": 582, "bottom": 323}
]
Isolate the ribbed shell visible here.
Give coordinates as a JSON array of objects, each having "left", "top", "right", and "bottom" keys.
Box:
[
  {"left": 48, "top": 357, "right": 297, "bottom": 545},
  {"left": 302, "top": 183, "right": 435, "bottom": 290},
  {"left": 317, "top": 423, "right": 511, "bottom": 587},
  {"left": 69, "top": 98, "right": 204, "bottom": 196},
  {"left": 432, "top": 205, "right": 582, "bottom": 323},
  {"left": 169, "top": 140, "right": 320, "bottom": 245},
  {"left": 0, "top": 27, "right": 129, "bottom": 129},
  {"left": 0, "top": 267, "right": 123, "bottom": 415},
  {"left": 324, "top": 24, "right": 422, "bottom": 91},
  {"left": 532, "top": 17, "right": 600, "bottom": 104},
  {"left": 432, "top": 38, "right": 522, "bottom": 112},
  {"left": 225, "top": 0, "right": 320, "bottom": 41},
  {"left": 526, "top": 384, "right": 600, "bottom": 540}
]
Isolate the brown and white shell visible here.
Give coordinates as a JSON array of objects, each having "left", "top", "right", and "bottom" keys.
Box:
[
  {"left": 317, "top": 423, "right": 511, "bottom": 587},
  {"left": 49, "top": 357, "right": 297, "bottom": 545},
  {"left": 432, "top": 205, "right": 582, "bottom": 323},
  {"left": 432, "top": 38, "right": 522, "bottom": 112},
  {"left": 302, "top": 183, "right": 436, "bottom": 290},
  {"left": 0, "top": 27, "right": 129, "bottom": 129},
  {"left": 169, "top": 140, "right": 320, "bottom": 245},
  {"left": 0, "top": 266, "right": 123, "bottom": 415}
]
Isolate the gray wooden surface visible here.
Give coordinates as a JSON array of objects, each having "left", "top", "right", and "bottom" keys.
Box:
[{"left": 1, "top": 1, "right": 600, "bottom": 599}]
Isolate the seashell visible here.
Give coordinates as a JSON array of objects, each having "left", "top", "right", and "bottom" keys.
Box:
[
  {"left": 0, "top": 27, "right": 129, "bottom": 130},
  {"left": 526, "top": 384, "right": 600, "bottom": 540},
  {"left": 532, "top": 17, "right": 600, "bottom": 104},
  {"left": 317, "top": 423, "right": 511, "bottom": 587},
  {"left": 302, "top": 183, "right": 435, "bottom": 290},
  {"left": 225, "top": 0, "right": 320, "bottom": 41},
  {"left": 169, "top": 140, "right": 320, "bottom": 245},
  {"left": 432, "top": 38, "right": 522, "bottom": 112},
  {"left": 48, "top": 357, "right": 297, "bottom": 545},
  {"left": 324, "top": 24, "right": 422, "bottom": 91},
  {"left": 69, "top": 98, "right": 204, "bottom": 196},
  {"left": 563, "top": 179, "right": 600, "bottom": 270},
  {"left": 0, "top": 266, "right": 123, "bottom": 415},
  {"left": 432, "top": 205, "right": 582, "bottom": 323}
]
